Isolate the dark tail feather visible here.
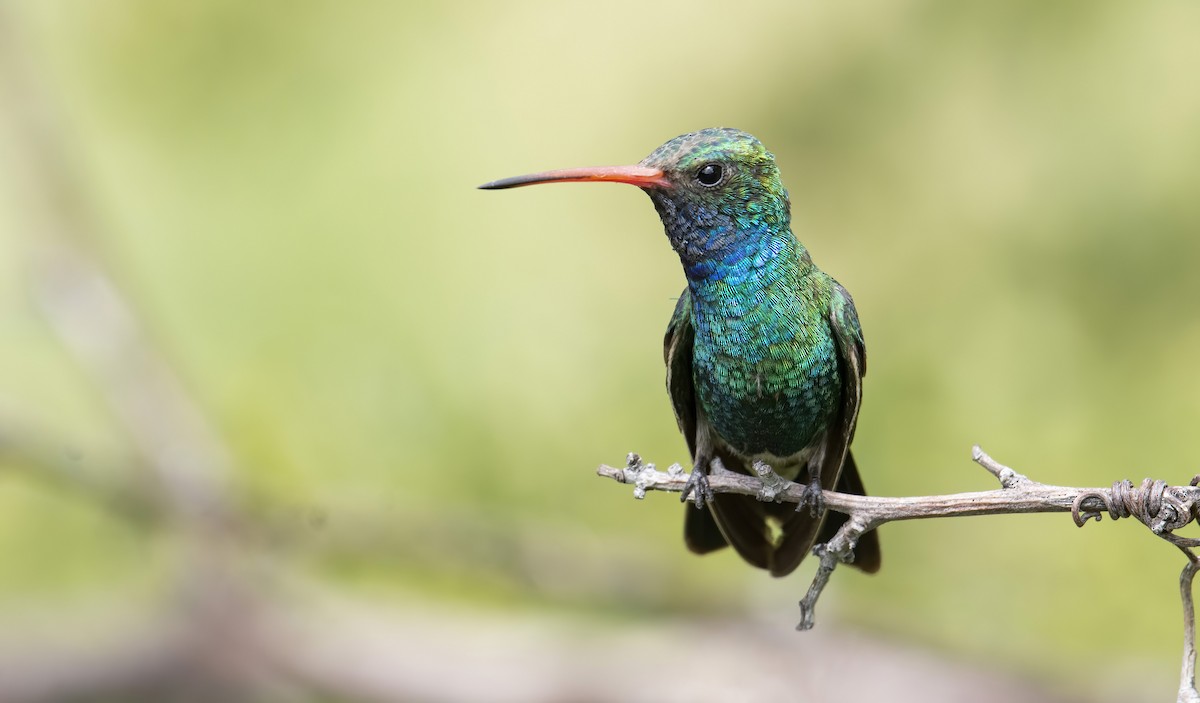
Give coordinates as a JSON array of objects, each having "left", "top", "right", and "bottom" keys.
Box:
[
  {"left": 684, "top": 501, "right": 728, "bottom": 555},
  {"left": 816, "top": 451, "right": 881, "bottom": 573},
  {"left": 685, "top": 450, "right": 881, "bottom": 577},
  {"left": 684, "top": 493, "right": 777, "bottom": 570},
  {"left": 687, "top": 448, "right": 829, "bottom": 576},
  {"left": 707, "top": 491, "right": 777, "bottom": 569},
  {"left": 765, "top": 498, "right": 826, "bottom": 577},
  {"left": 682, "top": 451, "right": 783, "bottom": 570}
]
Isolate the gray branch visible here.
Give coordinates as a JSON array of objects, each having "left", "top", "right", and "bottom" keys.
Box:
[{"left": 598, "top": 447, "right": 1200, "bottom": 703}]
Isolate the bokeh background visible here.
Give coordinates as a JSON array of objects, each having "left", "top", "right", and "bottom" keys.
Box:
[{"left": 2, "top": 1, "right": 1199, "bottom": 701}]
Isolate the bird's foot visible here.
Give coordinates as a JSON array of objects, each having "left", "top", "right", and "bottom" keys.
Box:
[
  {"left": 754, "top": 461, "right": 789, "bottom": 503},
  {"left": 796, "top": 475, "right": 825, "bottom": 517},
  {"left": 680, "top": 463, "right": 713, "bottom": 509}
]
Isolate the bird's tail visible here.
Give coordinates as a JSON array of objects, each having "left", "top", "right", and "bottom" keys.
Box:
[{"left": 684, "top": 450, "right": 880, "bottom": 576}]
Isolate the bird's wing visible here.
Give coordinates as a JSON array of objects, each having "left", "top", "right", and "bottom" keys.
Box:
[
  {"left": 820, "top": 281, "right": 880, "bottom": 572},
  {"left": 829, "top": 280, "right": 866, "bottom": 449},
  {"left": 663, "top": 289, "right": 697, "bottom": 460}
]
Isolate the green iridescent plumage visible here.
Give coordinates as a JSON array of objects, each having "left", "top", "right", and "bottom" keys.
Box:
[{"left": 482, "top": 128, "right": 880, "bottom": 577}]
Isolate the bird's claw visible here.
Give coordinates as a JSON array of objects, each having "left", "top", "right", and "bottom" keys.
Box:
[
  {"left": 680, "top": 466, "right": 713, "bottom": 509},
  {"left": 796, "top": 476, "right": 825, "bottom": 516}
]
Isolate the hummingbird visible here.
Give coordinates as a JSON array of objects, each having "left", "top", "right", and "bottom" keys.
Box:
[{"left": 480, "top": 128, "right": 880, "bottom": 576}]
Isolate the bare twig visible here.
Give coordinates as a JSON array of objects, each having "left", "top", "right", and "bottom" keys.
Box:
[
  {"left": 601, "top": 447, "right": 1200, "bottom": 531},
  {"left": 600, "top": 445, "right": 1200, "bottom": 695},
  {"left": 1179, "top": 552, "right": 1200, "bottom": 703}
]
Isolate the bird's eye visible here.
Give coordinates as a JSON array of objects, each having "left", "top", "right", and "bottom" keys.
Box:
[{"left": 696, "top": 163, "right": 723, "bottom": 187}]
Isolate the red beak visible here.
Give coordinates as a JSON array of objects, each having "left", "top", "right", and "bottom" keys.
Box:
[{"left": 479, "top": 165, "right": 668, "bottom": 190}]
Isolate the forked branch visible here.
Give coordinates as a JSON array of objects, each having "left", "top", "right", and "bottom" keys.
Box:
[{"left": 597, "top": 446, "right": 1200, "bottom": 703}]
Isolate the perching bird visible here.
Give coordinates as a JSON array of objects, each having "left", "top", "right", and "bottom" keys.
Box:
[{"left": 480, "top": 128, "right": 880, "bottom": 576}]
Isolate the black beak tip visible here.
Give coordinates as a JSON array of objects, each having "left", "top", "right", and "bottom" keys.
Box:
[{"left": 478, "top": 177, "right": 516, "bottom": 190}]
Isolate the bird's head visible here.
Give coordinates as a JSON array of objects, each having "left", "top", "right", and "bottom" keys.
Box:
[{"left": 481, "top": 128, "right": 793, "bottom": 279}]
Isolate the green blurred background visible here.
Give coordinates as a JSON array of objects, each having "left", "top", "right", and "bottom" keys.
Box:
[{"left": 2, "top": 0, "right": 1199, "bottom": 700}]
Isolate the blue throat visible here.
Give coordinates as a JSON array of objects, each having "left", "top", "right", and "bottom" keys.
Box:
[{"left": 646, "top": 188, "right": 809, "bottom": 283}]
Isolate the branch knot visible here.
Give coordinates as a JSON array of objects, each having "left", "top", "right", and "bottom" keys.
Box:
[
  {"left": 754, "top": 460, "right": 789, "bottom": 502},
  {"left": 1072, "top": 478, "right": 1197, "bottom": 533}
]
